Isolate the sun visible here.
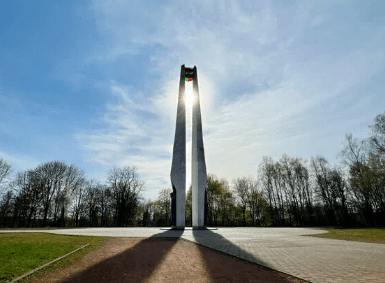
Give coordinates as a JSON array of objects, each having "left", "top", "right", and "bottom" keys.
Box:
[{"left": 184, "top": 88, "right": 196, "bottom": 107}]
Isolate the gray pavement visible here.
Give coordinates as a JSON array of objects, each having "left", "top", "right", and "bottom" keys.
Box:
[{"left": 1, "top": 227, "right": 384, "bottom": 283}]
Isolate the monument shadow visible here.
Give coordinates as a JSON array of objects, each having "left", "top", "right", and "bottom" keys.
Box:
[
  {"left": 60, "top": 228, "right": 309, "bottom": 282},
  {"left": 190, "top": 228, "right": 310, "bottom": 282},
  {"left": 60, "top": 228, "right": 184, "bottom": 283}
]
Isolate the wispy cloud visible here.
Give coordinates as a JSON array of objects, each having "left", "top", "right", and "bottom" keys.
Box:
[{"left": 0, "top": 0, "right": 383, "bottom": 201}]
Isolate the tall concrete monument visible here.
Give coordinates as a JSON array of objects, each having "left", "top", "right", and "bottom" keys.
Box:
[
  {"left": 170, "top": 65, "right": 207, "bottom": 229},
  {"left": 190, "top": 66, "right": 207, "bottom": 229},
  {"left": 170, "top": 65, "right": 187, "bottom": 229}
]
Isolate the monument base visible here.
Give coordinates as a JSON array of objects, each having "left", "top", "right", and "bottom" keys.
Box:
[
  {"left": 192, "top": 226, "right": 207, "bottom": 230},
  {"left": 170, "top": 226, "right": 185, "bottom": 230},
  {"left": 160, "top": 227, "right": 218, "bottom": 230}
]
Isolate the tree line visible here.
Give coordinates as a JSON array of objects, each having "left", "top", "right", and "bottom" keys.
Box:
[
  {"left": 0, "top": 162, "right": 145, "bottom": 228},
  {"left": 1, "top": 112, "right": 384, "bottom": 228}
]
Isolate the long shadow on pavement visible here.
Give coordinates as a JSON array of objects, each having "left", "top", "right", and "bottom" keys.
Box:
[
  {"left": 191, "top": 228, "right": 311, "bottom": 283},
  {"left": 60, "top": 228, "right": 310, "bottom": 283},
  {"left": 60, "top": 228, "right": 185, "bottom": 283}
]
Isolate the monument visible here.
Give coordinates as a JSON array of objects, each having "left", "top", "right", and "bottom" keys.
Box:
[{"left": 170, "top": 65, "right": 207, "bottom": 229}]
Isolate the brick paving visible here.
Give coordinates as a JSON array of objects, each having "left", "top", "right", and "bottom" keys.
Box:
[{"left": 1, "top": 227, "right": 384, "bottom": 283}]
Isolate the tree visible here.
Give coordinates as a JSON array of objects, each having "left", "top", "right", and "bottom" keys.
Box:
[
  {"left": 99, "top": 186, "right": 113, "bottom": 227},
  {"left": 271, "top": 162, "right": 287, "bottom": 226},
  {"left": 279, "top": 154, "right": 303, "bottom": 226},
  {"left": 0, "top": 190, "right": 14, "bottom": 227},
  {"left": 247, "top": 184, "right": 260, "bottom": 226},
  {"left": 232, "top": 176, "right": 255, "bottom": 226},
  {"left": 139, "top": 198, "right": 153, "bottom": 227},
  {"left": 12, "top": 170, "right": 43, "bottom": 227},
  {"left": 348, "top": 152, "right": 385, "bottom": 226},
  {"left": 293, "top": 159, "right": 315, "bottom": 225},
  {"left": 364, "top": 153, "right": 385, "bottom": 215},
  {"left": 108, "top": 166, "right": 145, "bottom": 226},
  {"left": 368, "top": 112, "right": 385, "bottom": 157},
  {"left": 259, "top": 156, "right": 279, "bottom": 226},
  {"left": 185, "top": 185, "right": 192, "bottom": 227},
  {"left": 217, "top": 178, "right": 236, "bottom": 226},
  {"left": 71, "top": 181, "right": 87, "bottom": 227},
  {"left": 310, "top": 156, "right": 336, "bottom": 225},
  {"left": 0, "top": 158, "right": 12, "bottom": 192},
  {"left": 206, "top": 174, "right": 224, "bottom": 226},
  {"left": 328, "top": 165, "right": 352, "bottom": 226},
  {"left": 83, "top": 180, "right": 103, "bottom": 227},
  {"left": 157, "top": 188, "right": 171, "bottom": 226},
  {"left": 31, "top": 161, "right": 86, "bottom": 227},
  {"left": 337, "top": 134, "right": 377, "bottom": 227}
]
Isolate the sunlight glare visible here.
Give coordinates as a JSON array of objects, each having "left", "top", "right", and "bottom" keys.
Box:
[{"left": 184, "top": 87, "right": 196, "bottom": 108}]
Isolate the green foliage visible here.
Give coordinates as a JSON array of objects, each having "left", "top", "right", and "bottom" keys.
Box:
[{"left": 185, "top": 185, "right": 192, "bottom": 226}]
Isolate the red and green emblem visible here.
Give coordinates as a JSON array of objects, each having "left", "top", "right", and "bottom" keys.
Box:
[{"left": 185, "top": 67, "right": 194, "bottom": 81}]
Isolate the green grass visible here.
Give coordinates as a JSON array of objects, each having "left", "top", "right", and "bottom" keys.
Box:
[
  {"left": 307, "top": 227, "right": 385, "bottom": 244},
  {"left": 0, "top": 233, "right": 112, "bottom": 283}
]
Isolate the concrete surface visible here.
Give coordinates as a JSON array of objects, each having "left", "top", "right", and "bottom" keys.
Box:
[{"left": 1, "top": 227, "right": 384, "bottom": 283}]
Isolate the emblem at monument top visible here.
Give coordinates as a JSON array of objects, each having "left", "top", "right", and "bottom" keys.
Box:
[{"left": 170, "top": 65, "right": 207, "bottom": 229}]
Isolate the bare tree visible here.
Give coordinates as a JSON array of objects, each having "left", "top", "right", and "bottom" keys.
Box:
[
  {"left": 99, "top": 185, "right": 113, "bottom": 227},
  {"left": 328, "top": 165, "right": 352, "bottom": 226},
  {"left": 71, "top": 182, "right": 86, "bottom": 227},
  {"left": 157, "top": 188, "right": 171, "bottom": 226},
  {"left": 310, "top": 156, "right": 339, "bottom": 225},
  {"left": 271, "top": 162, "right": 287, "bottom": 225},
  {"left": 247, "top": 179, "right": 264, "bottom": 226},
  {"left": 279, "top": 154, "right": 303, "bottom": 226},
  {"left": 368, "top": 112, "right": 385, "bottom": 156},
  {"left": 12, "top": 170, "right": 43, "bottom": 227},
  {"left": 0, "top": 190, "right": 14, "bottom": 227},
  {"left": 232, "top": 176, "right": 254, "bottom": 226},
  {"left": 260, "top": 155, "right": 315, "bottom": 227},
  {"left": 337, "top": 133, "right": 377, "bottom": 227},
  {"left": 0, "top": 158, "right": 12, "bottom": 191},
  {"left": 26, "top": 161, "right": 85, "bottom": 227},
  {"left": 108, "top": 166, "right": 145, "bottom": 226},
  {"left": 364, "top": 153, "right": 385, "bottom": 215},
  {"left": 337, "top": 133, "right": 372, "bottom": 167},
  {"left": 293, "top": 159, "right": 314, "bottom": 225},
  {"left": 34, "top": 161, "right": 67, "bottom": 226},
  {"left": 82, "top": 180, "right": 103, "bottom": 227},
  {"left": 259, "top": 156, "right": 279, "bottom": 226}
]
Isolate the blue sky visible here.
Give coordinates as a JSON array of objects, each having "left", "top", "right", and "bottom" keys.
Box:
[{"left": 0, "top": 0, "right": 384, "bottom": 202}]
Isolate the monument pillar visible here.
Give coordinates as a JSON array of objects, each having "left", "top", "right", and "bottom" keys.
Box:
[
  {"left": 191, "top": 66, "right": 207, "bottom": 229},
  {"left": 170, "top": 65, "right": 186, "bottom": 229}
]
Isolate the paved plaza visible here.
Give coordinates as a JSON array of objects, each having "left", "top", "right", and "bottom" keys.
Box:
[{"left": 1, "top": 227, "right": 384, "bottom": 283}]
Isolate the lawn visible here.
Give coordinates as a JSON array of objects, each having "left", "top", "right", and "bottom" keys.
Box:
[
  {"left": 0, "top": 233, "right": 111, "bottom": 283},
  {"left": 307, "top": 227, "right": 385, "bottom": 244}
]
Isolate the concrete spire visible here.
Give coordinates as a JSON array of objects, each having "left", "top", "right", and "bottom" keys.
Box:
[
  {"left": 171, "top": 65, "right": 207, "bottom": 229},
  {"left": 170, "top": 65, "right": 186, "bottom": 228},
  {"left": 191, "top": 66, "right": 207, "bottom": 229}
]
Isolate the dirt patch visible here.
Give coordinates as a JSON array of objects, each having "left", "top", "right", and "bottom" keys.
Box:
[{"left": 25, "top": 237, "right": 310, "bottom": 283}]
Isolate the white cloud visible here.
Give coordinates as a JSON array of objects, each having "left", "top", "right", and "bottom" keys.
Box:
[{"left": 78, "top": 0, "right": 385, "bottom": 201}]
